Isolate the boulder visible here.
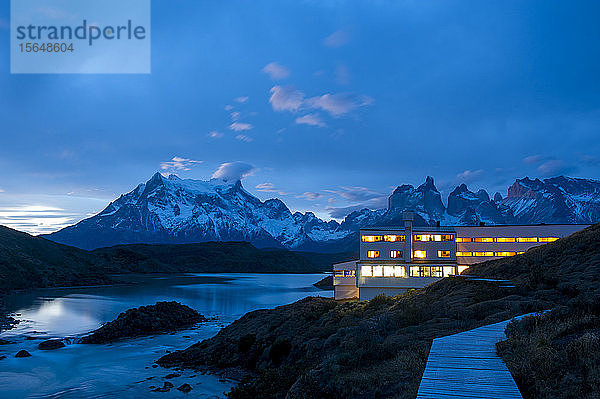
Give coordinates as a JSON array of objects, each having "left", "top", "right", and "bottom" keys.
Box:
[
  {"left": 152, "top": 381, "right": 174, "bottom": 392},
  {"left": 15, "top": 350, "right": 31, "bottom": 358},
  {"left": 81, "top": 302, "right": 206, "bottom": 344},
  {"left": 0, "top": 355, "right": 6, "bottom": 360},
  {"left": 177, "top": 383, "right": 193, "bottom": 393},
  {"left": 38, "top": 339, "right": 65, "bottom": 350}
]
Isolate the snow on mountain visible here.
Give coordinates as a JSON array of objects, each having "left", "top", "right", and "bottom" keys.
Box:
[{"left": 44, "top": 173, "right": 600, "bottom": 252}]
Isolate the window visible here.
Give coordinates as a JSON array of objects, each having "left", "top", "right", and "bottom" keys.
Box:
[
  {"left": 474, "top": 237, "right": 494, "bottom": 243},
  {"left": 458, "top": 265, "right": 469, "bottom": 274},
  {"left": 496, "top": 237, "right": 516, "bottom": 242},
  {"left": 367, "top": 250, "right": 380, "bottom": 258},
  {"left": 474, "top": 252, "right": 494, "bottom": 257},
  {"left": 335, "top": 270, "right": 356, "bottom": 277},
  {"left": 429, "top": 267, "right": 443, "bottom": 277},
  {"left": 362, "top": 235, "right": 383, "bottom": 242},
  {"left": 456, "top": 251, "right": 472, "bottom": 257},
  {"left": 384, "top": 235, "right": 405, "bottom": 242},
  {"left": 414, "top": 250, "right": 427, "bottom": 258},
  {"left": 394, "top": 265, "right": 406, "bottom": 277},
  {"left": 410, "top": 266, "right": 420, "bottom": 277},
  {"left": 384, "top": 266, "right": 395, "bottom": 277},
  {"left": 414, "top": 234, "right": 454, "bottom": 242},
  {"left": 410, "top": 266, "right": 443, "bottom": 278},
  {"left": 437, "top": 250, "right": 451, "bottom": 258},
  {"left": 456, "top": 237, "right": 471, "bottom": 242},
  {"left": 496, "top": 252, "right": 517, "bottom": 257},
  {"left": 442, "top": 266, "right": 455, "bottom": 277},
  {"left": 373, "top": 265, "right": 383, "bottom": 277},
  {"left": 517, "top": 237, "right": 537, "bottom": 242},
  {"left": 516, "top": 251, "right": 525, "bottom": 255},
  {"left": 390, "top": 250, "right": 403, "bottom": 258},
  {"left": 361, "top": 265, "right": 372, "bottom": 277},
  {"left": 539, "top": 237, "right": 559, "bottom": 242}
]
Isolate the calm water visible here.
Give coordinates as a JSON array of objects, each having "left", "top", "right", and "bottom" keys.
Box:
[{"left": 0, "top": 273, "right": 332, "bottom": 399}]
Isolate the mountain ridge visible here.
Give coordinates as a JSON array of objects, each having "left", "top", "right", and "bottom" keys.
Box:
[{"left": 44, "top": 173, "right": 600, "bottom": 252}]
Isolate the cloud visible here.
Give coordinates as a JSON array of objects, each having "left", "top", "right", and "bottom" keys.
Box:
[
  {"left": 0, "top": 188, "right": 4, "bottom": 193},
  {"left": 229, "top": 122, "right": 253, "bottom": 131},
  {"left": 160, "top": 156, "right": 203, "bottom": 172},
  {"left": 235, "top": 134, "right": 254, "bottom": 143},
  {"left": 0, "top": 205, "right": 78, "bottom": 235},
  {"left": 324, "top": 30, "right": 350, "bottom": 47},
  {"left": 208, "top": 130, "right": 224, "bottom": 139},
  {"left": 304, "top": 93, "right": 373, "bottom": 117},
  {"left": 295, "top": 113, "right": 326, "bottom": 127},
  {"left": 212, "top": 162, "right": 255, "bottom": 182},
  {"left": 262, "top": 62, "right": 290, "bottom": 80},
  {"left": 230, "top": 111, "right": 241, "bottom": 121},
  {"left": 269, "top": 86, "right": 305, "bottom": 112},
  {"left": 456, "top": 169, "right": 485, "bottom": 183},
  {"left": 235, "top": 96, "right": 248, "bottom": 103},
  {"left": 256, "top": 182, "right": 288, "bottom": 195},
  {"left": 269, "top": 86, "right": 373, "bottom": 118},
  {"left": 326, "top": 186, "right": 386, "bottom": 203},
  {"left": 298, "top": 192, "right": 321, "bottom": 200},
  {"left": 523, "top": 154, "right": 545, "bottom": 165},
  {"left": 580, "top": 154, "right": 600, "bottom": 166},
  {"left": 537, "top": 159, "right": 576, "bottom": 177},
  {"left": 326, "top": 205, "right": 365, "bottom": 219},
  {"left": 224, "top": 105, "right": 234, "bottom": 111}
]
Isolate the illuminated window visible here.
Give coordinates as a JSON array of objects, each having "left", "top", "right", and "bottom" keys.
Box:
[
  {"left": 495, "top": 237, "right": 516, "bottom": 242},
  {"left": 430, "top": 267, "right": 443, "bottom": 277},
  {"left": 362, "top": 235, "right": 383, "bottom": 242},
  {"left": 410, "top": 266, "right": 420, "bottom": 277},
  {"left": 456, "top": 251, "right": 472, "bottom": 257},
  {"left": 474, "top": 252, "right": 494, "bottom": 257},
  {"left": 517, "top": 237, "right": 537, "bottom": 243},
  {"left": 334, "top": 270, "right": 345, "bottom": 277},
  {"left": 361, "top": 265, "right": 372, "bottom": 277},
  {"left": 539, "top": 237, "right": 559, "bottom": 242},
  {"left": 410, "top": 266, "right": 443, "bottom": 278},
  {"left": 373, "top": 265, "right": 383, "bottom": 277},
  {"left": 456, "top": 237, "right": 471, "bottom": 242},
  {"left": 496, "top": 252, "right": 517, "bottom": 257},
  {"left": 394, "top": 265, "right": 406, "bottom": 277},
  {"left": 414, "top": 234, "right": 454, "bottom": 242},
  {"left": 414, "top": 250, "right": 427, "bottom": 258},
  {"left": 442, "top": 266, "right": 455, "bottom": 277},
  {"left": 383, "top": 266, "right": 395, "bottom": 277},
  {"left": 457, "top": 265, "right": 469, "bottom": 274},
  {"left": 335, "top": 270, "right": 356, "bottom": 277},
  {"left": 367, "top": 250, "right": 380, "bottom": 258},
  {"left": 390, "top": 250, "right": 403, "bottom": 258},
  {"left": 438, "top": 250, "right": 451, "bottom": 258},
  {"left": 384, "top": 235, "right": 405, "bottom": 242},
  {"left": 516, "top": 251, "right": 525, "bottom": 255},
  {"left": 474, "top": 237, "right": 494, "bottom": 243},
  {"left": 346, "top": 270, "right": 356, "bottom": 277}
]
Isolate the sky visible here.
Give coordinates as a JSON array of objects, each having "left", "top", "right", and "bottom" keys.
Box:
[{"left": 1, "top": 0, "right": 600, "bottom": 234}]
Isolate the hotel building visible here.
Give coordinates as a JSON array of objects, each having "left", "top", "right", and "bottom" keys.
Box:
[{"left": 334, "top": 212, "right": 589, "bottom": 300}]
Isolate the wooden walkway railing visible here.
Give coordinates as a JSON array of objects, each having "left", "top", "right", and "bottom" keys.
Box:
[{"left": 416, "top": 318, "right": 523, "bottom": 399}]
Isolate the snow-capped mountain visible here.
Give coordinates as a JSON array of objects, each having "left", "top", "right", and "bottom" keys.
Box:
[
  {"left": 45, "top": 173, "right": 353, "bottom": 251},
  {"left": 45, "top": 173, "right": 600, "bottom": 252}
]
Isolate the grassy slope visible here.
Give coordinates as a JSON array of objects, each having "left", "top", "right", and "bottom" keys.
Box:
[{"left": 159, "top": 224, "right": 600, "bottom": 399}]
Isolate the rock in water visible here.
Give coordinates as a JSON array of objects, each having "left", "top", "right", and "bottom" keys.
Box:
[
  {"left": 81, "top": 301, "right": 206, "bottom": 344},
  {"left": 177, "top": 383, "right": 193, "bottom": 393},
  {"left": 152, "top": 382, "right": 174, "bottom": 392},
  {"left": 0, "top": 355, "right": 6, "bottom": 360},
  {"left": 15, "top": 350, "right": 31, "bottom": 358},
  {"left": 0, "top": 339, "right": 14, "bottom": 345},
  {"left": 38, "top": 339, "right": 65, "bottom": 350}
]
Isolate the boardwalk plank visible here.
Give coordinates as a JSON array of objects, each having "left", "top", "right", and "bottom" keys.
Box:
[{"left": 416, "top": 318, "right": 523, "bottom": 399}]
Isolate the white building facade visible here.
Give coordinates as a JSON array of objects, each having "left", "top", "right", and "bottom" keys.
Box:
[{"left": 334, "top": 212, "right": 589, "bottom": 300}]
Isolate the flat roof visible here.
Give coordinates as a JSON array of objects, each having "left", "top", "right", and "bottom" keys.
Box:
[{"left": 360, "top": 223, "right": 591, "bottom": 231}]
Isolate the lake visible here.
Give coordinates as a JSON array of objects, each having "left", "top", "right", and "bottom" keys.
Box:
[{"left": 0, "top": 273, "right": 332, "bottom": 398}]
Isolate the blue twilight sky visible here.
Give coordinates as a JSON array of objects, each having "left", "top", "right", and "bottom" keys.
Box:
[{"left": 1, "top": 0, "right": 600, "bottom": 234}]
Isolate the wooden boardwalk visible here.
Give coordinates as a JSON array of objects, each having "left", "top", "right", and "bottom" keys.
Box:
[{"left": 416, "top": 318, "right": 523, "bottom": 399}]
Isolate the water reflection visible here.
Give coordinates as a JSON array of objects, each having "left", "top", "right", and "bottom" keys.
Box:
[{"left": 0, "top": 273, "right": 331, "bottom": 398}]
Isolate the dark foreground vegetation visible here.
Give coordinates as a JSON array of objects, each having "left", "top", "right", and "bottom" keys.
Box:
[
  {"left": 159, "top": 224, "right": 600, "bottom": 398},
  {"left": 81, "top": 302, "right": 206, "bottom": 344}
]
